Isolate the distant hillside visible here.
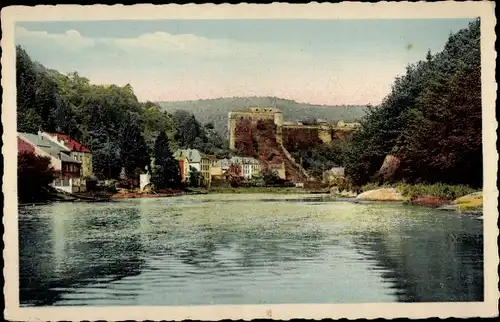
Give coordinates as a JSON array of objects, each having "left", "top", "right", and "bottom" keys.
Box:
[{"left": 157, "top": 97, "right": 368, "bottom": 135}]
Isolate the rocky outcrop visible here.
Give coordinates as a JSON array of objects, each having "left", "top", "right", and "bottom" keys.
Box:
[
  {"left": 356, "top": 188, "right": 405, "bottom": 201},
  {"left": 282, "top": 127, "right": 323, "bottom": 153},
  {"left": 233, "top": 117, "right": 309, "bottom": 182},
  {"left": 410, "top": 195, "right": 449, "bottom": 207},
  {"left": 449, "top": 191, "right": 483, "bottom": 213},
  {"left": 376, "top": 155, "right": 401, "bottom": 182}
]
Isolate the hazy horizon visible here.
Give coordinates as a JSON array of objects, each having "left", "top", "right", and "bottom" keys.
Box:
[
  {"left": 154, "top": 95, "right": 368, "bottom": 107},
  {"left": 16, "top": 19, "right": 475, "bottom": 105}
]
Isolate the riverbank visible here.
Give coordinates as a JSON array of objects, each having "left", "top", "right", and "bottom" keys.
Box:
[
  {"left": 197, "top": 186, "right": 309, "bottom": 195},
  {"left": 19, "top": 189, "right": 113, "bottom": 205},
  {"left": 111, "top": 190, "right": 187, "bottom": 199},
  {"left": 25, "top": 182, "right": 482, "bottom": 216},
  {"left": 355, "top": 183, "right": 482, "bottom": 214},
  {"left": 34, "top": 186, "right": 310, "bottom": 202}
]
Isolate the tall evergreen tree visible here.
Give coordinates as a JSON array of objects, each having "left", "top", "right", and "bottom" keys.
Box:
[
  {"left": 119, "top": 116, "right": 150, "bottom": 179},
  {"left": 340, "top": 18, "right": 481, "bottom": 187},
  {"left": 173, "top": 110, "right": 207, "bottom": 148},
  {"left": 152, "top": 131, "right": 181, "bottom": 189}
]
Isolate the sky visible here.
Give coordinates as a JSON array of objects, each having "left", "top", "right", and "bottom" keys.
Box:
[{"left": 15, "top": 19, "right": 475, "bottom": 105}]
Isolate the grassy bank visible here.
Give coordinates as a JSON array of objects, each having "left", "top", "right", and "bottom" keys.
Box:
[
  {"left": 360, "top": 182, "right": 478, "bottom": 201},
  {"left": 194, "top": 186, "right": 308, "bottom": 195}
]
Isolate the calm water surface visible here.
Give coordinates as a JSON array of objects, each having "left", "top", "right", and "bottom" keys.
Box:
[{"left": 19, "top": 194, "right": 483, "bottom": 306}]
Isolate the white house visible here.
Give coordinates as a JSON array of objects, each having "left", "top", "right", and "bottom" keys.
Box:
[
  {"left": 230, "top": 156, "right": 261, "bottom": 179},
  {"left": 140, "top": 172, "right": 151, "bottom": 191}
]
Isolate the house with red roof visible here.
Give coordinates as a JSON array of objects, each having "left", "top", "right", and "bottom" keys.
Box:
[
  {"left": 18, "top": 132, "right": 83, "bottom": 193},
  {"left": 40, "top": 132, "right": 93, "bottom": 180},
  {"left": 17, "top": 137, "right": 35, "bottom": 154}
]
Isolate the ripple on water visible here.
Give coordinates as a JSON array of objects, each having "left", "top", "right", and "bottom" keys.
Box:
[{"left": 19, "top": 195, "right": 483, "bottom": 306}]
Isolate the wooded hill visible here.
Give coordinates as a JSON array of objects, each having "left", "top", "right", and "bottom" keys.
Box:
[
  {"left": 16, "top": 46, "right": 231, "bottom": 180},
  {"left": 334, "top": 18, "right": 482, "bottom": 188},
  {"left": 158, "top": 97, "right": 367, "bottom": 135}
]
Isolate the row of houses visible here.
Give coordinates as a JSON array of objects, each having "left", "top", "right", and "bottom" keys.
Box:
[
  {"left": 17, "top": 131, "right": 288, "bottom": 192},
  {"left": 173, "top": 149, "right": 212, "bottom": 186},
  {"left": 172, "top": 149, "right": 287, "bottom": 186},
  {"left": 17, "top": 131, "right": 93, "bottom": 193}
]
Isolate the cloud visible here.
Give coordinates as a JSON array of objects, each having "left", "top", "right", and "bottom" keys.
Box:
[
  {"left": 16, "top": 26, "right": 94, "bottom": 48},
  {"left": 15, "top": 26, "right": 300, "bottom": 60},
  {"left": 14, "top": 25, "right": 407, "bottom": 105},
  {"left": 113, "top": 31, "right": 225, "bottom": 54}
]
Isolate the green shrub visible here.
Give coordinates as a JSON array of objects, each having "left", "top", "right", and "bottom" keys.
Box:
[
  {"left": 361, "top": 182, "right": 379, "bottom": 192},
  {"left": 360, "top": 182, "right": 392, "bottom": 192},
  {"left": 359, "top": 181, "right": 477, "bottom": 200},
  {"left": 18, "top": 152, "right": 56, "bottom": 203},
  {"left": 395, "top": 183, "right": 476, "bottom": 200}
]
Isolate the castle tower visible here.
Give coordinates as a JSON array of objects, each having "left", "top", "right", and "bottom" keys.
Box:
[{"left": 228, "top": 107, "right": 284, "bottom": 151}]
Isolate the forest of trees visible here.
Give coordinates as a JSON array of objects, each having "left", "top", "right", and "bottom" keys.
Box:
[
  {"left": 16, "top": 46, "right": 231, "bottom": 183},
  {"left": 301, "top": 19, "right": 482, "bottom": 188}
]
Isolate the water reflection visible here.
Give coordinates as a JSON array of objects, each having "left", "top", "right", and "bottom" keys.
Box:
[
  {"left": 349, "top": 206, "right": 483, "bottom": 302},
  {"left": 19, "top": 195, "right": 484, "bottom": 306},
  {"left": 19, "top": 204, "right": 145, "bottom": 306}
]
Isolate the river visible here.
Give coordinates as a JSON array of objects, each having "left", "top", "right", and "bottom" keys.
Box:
[{"left": 19, "top": 193, "right": 483, "bottom": 306}]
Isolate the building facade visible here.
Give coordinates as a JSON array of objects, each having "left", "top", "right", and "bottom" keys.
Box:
[
  {"left": 200, "top": 156, "right": 211, "bottom": 186},
  {"left": 230, "top": 156, "right": 261, "bottom": 179},
  {"left": 178, "top": 159, "right": 189, "bottom": 183},
  {"left": 174, "top": 149, "right": 211, "bottom": 186},
  {"left": 266, "top": 161, "right": 287, "bottom": 180},
  {"left": 227, "top": 163, "right": 243, "bottom": 178},
  {"left": 212, "top": 158, "right": 232, "bottom": 180},
  {"left": 210, "top": 160, "right": 223, "bottom": 179},
  {"left": 323, "top": 167, "right": 346, "bottom": 184},
  {"left": 175, "top": 157, "right": 190, "bottom": 183},
  {"left": 18, "top": 132, "right": 83, "bottom": 193},
  {"left": 41, "top": 132, "right": 93, "bottom": 179}
]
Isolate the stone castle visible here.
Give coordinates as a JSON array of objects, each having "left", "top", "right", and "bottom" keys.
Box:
[
  {"left": 228, "top": 107, "right": 360, "bottom": 149},
  {"left": 228, "top": 107, "right": 361, "bottom": 182},
  {"left": 228, "top": 108, "right": 284, "bottom": 150}
]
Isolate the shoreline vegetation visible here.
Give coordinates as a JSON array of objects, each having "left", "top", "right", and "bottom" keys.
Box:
[
  {"left": 355, "top": 183, "right": 482, "bottom": 214},
  {"left": 21, "top": 183, "right": 482, "bottom": 216}
]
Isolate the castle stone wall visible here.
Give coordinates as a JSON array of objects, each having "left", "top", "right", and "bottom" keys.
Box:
[{"left": 228, "top": 108, "right": 360, "bottom": 181}]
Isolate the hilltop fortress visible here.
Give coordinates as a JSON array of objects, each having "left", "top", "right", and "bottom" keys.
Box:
[{"left": 228, "top": 107, "right": 361, "bottom": 182}]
